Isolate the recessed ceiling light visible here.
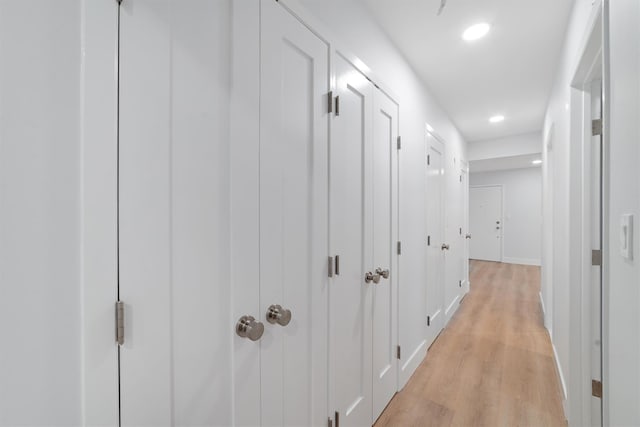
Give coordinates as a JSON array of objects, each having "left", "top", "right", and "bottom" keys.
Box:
[
  {"left": 462, "top": 23, "right": 491, "bottom": 41},
  {"left": 532, "top": 159, "right": 542, "bottom": 165},
  {"left": 489, "top": 115, "right": 505, "bottom": 123}
]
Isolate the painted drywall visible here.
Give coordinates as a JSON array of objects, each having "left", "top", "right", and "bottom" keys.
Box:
[
  {"left": 605, "top": 1, "right": 640, "bottom": 424},
  {"left": 542, "top": 0, "right": 640, "bottom": 425},
  {"left": 284, "top": 0, "right": 468, "bottom": 387},
  {"left": 470, "top": 168, "right": 542, "bottom": 266},
  {"left": 468, "top": 131, "right": 542, "bottom": 161},
  {"left": 0, "top": 1, "right": 82, "bottom": 424},
  {"left": 543, "top": 0, "right": 601, "bottom": 423}
]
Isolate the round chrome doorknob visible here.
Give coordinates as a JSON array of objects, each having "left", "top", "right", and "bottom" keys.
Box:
[
  {"left": 465, "top": 234, "right": 472, "bottom": 239},
  {"left": 441, "top": 243, "right": 450, "bottom": 251},
  {"left": 266, "top": 304, "right": 292, "bottom": 326},
  {"left": 365, "top": 271, "right": 381, "bottom": 284},
  {"left": 236, "top": 315, "right": 264, "bottom": 341},
  {"left": 375, "top": 268, "right": 390, "bottom": 279}
]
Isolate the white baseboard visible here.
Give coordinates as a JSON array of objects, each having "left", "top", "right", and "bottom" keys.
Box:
[
  {"left": 502, "top": 257, "right": 541, "bottom": 266},
  {"left": 552, "top": 343, "right": 567, "bottom": 400}
]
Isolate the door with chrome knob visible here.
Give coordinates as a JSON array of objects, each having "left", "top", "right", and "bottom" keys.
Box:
[
  {"left": 365, "top": 271, "right": 381, "bottom": 284},
  {"left": 266, "top": 304, "right": 292, "bottom": 326},
  {"left": 375, "top": 267, "right": 390, "bottom": 279},
  {"left": 236, "top": 315, "right": 265, "bottom": 341}
]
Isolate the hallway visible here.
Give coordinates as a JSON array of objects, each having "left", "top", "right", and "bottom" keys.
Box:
[{"left": 375, "top": 261, "right": 566, "bottom": 427}]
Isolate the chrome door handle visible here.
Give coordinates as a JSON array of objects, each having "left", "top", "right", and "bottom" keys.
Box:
[
  {"left": 365, "top": 271, "right": 381, "bottom": 284},
  {"left": 375, "top": 268, "right": 390, "bottom": 279},
  {"left": 236, "top": 315, "right": 264, "bottom": 341},
  {"left": 441, "top": 244, "right": 450, "bottom": 251},
  {"left": 465, "top": 234, "right": 471, "bottom": 239},
  {"left": 266, "top": 304, "right": 292, "bottom": 326}
]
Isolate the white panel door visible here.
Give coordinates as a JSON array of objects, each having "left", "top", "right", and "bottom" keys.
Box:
[
  {"left": 426, "top": 135, "right": 446, "bottom": 341},
  {"left": 330, "top": 52, "right": 374, "bottom": 427},
  {"left": 469, "top": 186, "right": 503, "bottom": 262},
  {"left": 444, "top": 157, "right": 463, "bottom": 322},
  {"left": 371, "top": 90, "right": 398, "bottom": 422},
  {"left": 118, "top": 1, "right": 233, "bottom": 425},
  {"left": 461, "top": 165, "right": 470, "bottom": 294},
  {"left": 259, "top": 1, "right": 329, "bottom": 425}
]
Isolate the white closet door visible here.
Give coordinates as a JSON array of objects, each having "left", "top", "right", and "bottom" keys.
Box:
[
  {"left": 259, "top": 1, "right": 329, "bottom": 425},
  {"left": 371, "top": 91, "right": 398, "bottom": 421},
  {"left": 426, "top": 135, "right": 446, "bottom": 342},
  {"left": 330, "top": 52, "right": 374, "bottom": 427},
  {"left": 444, "top": 156, "right": 463, "bottom": 322},
  {"left": 118, "top": 1, "right": 233, "bottom": 425}
]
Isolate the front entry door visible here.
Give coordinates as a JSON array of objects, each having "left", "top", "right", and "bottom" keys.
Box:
[
  {"left": 469, "top": 185, "right": 503, "bottom": 262},
  {"left": 259, "top": 1, "right": 329, "bottom": 425}
]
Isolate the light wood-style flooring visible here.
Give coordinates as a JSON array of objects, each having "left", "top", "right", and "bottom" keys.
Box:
[{"left": 375, "top": 261, "right": 566, "bottom": 427}]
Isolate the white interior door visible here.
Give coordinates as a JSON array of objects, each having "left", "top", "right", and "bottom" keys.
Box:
[
  {"left": 259, "top": 1, "right": 329, "bottom": 425},
  {"left": 589, "top": 79, "right": 603, "bottom": 427},
  {"left": 330, "top": 52, "right": 374, "bottom": 427},
  {"left": 461, "top": 165, "right": 470, "bottom": 293},
  {"left": 118, "top": 1, "right": 233, "bottom": 425},
  {"left": 469, "top": 186, "right": 503, "bottom": 262},
  {"left": 444, "top": 157, "right": 463, "bottom": 322},
  {"left": 426, "top": 134, "right": 445, "bottom": 342},
  {"left": 371, "top": 90, "right": 398, "bottom": 422}
]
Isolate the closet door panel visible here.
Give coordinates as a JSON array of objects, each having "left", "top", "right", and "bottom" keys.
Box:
[
  {"left": 372, "top": 91, "right": 398, "bottom": 421},
  {"left": 330, "top": 53, "right": 374, "bottom": 427},
  {"left": 260, "top": 1, "right": 329, "bottom": 425},
  {"left": 119, "top": 1, "right": 232, "bottom": 425}
]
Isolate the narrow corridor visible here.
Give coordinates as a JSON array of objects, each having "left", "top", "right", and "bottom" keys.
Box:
[{"left": 375, "top": 261, "right": 566, "bottom": 426}]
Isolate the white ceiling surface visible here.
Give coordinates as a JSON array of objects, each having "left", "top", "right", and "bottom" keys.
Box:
[
  {"left": 470, "top": 153, "right": 541, "bottom": 173},
  {"left": 359, "top": 0, "right": 574, "bottom": 142}
]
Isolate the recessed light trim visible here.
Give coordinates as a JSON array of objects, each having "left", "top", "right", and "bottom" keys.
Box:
[
  {"left": 462, "top": 23, "right": 491, "bottom": 41},
  {"left": 489, "top": 115, "right": 505, "bottom": 123},
  {"left": 532, "top": 159, "right": 542, "bottom": 165}
]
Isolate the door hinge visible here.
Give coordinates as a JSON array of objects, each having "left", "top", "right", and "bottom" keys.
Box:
[
  {"left": 116, "top": 301, "right": 125, "bottom": 346},
  {"left": 397, "top": 241, "right": 402, "bottom": 255},
  {"left": 592, "top": 379, "right": 602, "bottom": 398},
  {"left": 459, "top": 227, "right": 462, "bottom": 235},
  {"left": 328, "top": 91, "right": 333, "bottom": 114},
  {"left": 397, "top": 136, "right": 402, "bottom": 150},
  {"left": 592, "top": 119, "right": 603, "bottom": 136},
  {"left": 335, "top": 96, "right": 340, "bottom": 116},
  {"left": 427, "top": 235, "right": 431, "bottom": 246},
  {"left": 328, "top": 256, "right": 334, "bottom": 278},
  {"left": 427, "top": 315, "right": 431, "bottom": 326},
  {"left": 459, "top": 280, "right": 462, "bottom": 288},
  {"left": 592, "top": 249, "right": 602, "bottom": 266},
  {"left": 335, "top": 255, "right": 340, "bottom": 275},
  {"left": 427, "top": 154, "right": 430, "bottom": 165},
  {"left": 397, "top": 345, "right": 401, "bottom": 359},
  {"left": 460, "top": 175, "right": 462, "bottom": 182}
]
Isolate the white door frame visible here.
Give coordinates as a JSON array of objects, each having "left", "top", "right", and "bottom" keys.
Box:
[
  {"left": 568, "top": 3, "right": 605, "bottom": 426},
  {"left": 461, "top": 161, "right": 470, "bottom": 293},
  {"left": 469, "top": 184, "right": 504, "bottom": 263}
]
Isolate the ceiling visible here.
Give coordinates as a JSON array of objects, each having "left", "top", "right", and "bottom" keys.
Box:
[{"left": 359, "top": 0, "right": 574, "bottom": 142}]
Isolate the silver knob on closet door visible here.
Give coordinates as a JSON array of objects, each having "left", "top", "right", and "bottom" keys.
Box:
[
  {"left": 465, "top": 234, "right": 472, "bottom": 239},
  {"left": 441, "top": 243, "right": 450, "bottom": 251},
  {"left": 266, "top": 304, "right": 292, "bottom": 326},
  {"left": 375, "top": 267, "right": 390, "bottom": 279},
  {"left": 365, "top": 271, "right": 381, "bottom": 284},
  {"left": 236, "top": 315, "right": 264, "bottom": 341}
]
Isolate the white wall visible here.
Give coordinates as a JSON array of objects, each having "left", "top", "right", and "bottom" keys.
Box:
[
  {"left": 543, "top": 0, "right": 640, "bottom": 425},
  {"left": 470, "top": 168, "right": 542, "bottom": 266},
  {"left": 286, "top": 0, "right": 468, "bottom": 386},
  {"left": 468, "top": 131, "right": 542, "bottom": 161},
  {"left": 605, "top": 1, "right": 640, "bottom": 424},
  {"left": 0, "top": 1, "right": 83, "bottom": 425}
]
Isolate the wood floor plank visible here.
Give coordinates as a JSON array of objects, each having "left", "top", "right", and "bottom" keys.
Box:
[{"left": 375, "top": 261, "right": 566, "bottom": 427}]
